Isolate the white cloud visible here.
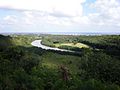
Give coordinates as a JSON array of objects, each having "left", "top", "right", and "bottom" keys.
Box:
[
  {"left": 89, "top": 0, "right": 120, "bottom": 26},
  {"left": 3, "top": 15, "right": 17, "bottom": 25},
  {"left": 21, "top": 11, "right": 90, "bottom": 26},
  {"left": 0, "top": 0, "right": 85, "bottom": 17},
  {"left": 72, "top": 16, "right": 90, "bottom": 25},
  {"left": 0, "top": 0, "right": 88, "bottom": 27},
  {"left": 1, "top": 0, "right": 120, "bottom": 33}
]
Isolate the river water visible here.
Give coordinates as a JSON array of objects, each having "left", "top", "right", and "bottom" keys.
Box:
[{"left": 31, "top": 40, "right": 74, "bottom": 52}]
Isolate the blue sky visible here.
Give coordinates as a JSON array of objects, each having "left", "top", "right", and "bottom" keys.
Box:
[{"left": 0, "top": 0, "right": 120, "bottom": 33}]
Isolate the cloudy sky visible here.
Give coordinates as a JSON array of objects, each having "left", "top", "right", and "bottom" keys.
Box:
[{"left": 0, "top": 0, "right": 120, "bottom": 33}]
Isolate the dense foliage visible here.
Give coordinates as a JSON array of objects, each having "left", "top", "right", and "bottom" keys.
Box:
[
  {"left": 0, "top": 34, "right": 120, "bottom": 90},
  {"left": 42, "top": 35, "right": 120, "bottom": 57}
]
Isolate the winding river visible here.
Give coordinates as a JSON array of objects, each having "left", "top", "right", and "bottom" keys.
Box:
[{"left": 31, "top": 40, "right": 74, "bottom": 52}]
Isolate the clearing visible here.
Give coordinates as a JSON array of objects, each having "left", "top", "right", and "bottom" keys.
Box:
[{"left": 54, "top": 42, "right": 89, "bottom": 48}]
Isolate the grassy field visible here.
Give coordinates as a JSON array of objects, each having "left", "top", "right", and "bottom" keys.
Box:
[{"left": 54, "top": 43, "right": 89, "bottom": 48}]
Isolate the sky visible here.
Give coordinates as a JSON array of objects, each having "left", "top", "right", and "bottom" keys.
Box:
[{"left": 0, "top": 0, "right": 120, "bottom": 33}]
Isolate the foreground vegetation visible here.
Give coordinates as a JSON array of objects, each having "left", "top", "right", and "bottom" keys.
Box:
[{"left": 0, "top": 34, "right": 120, "bottom": 90}]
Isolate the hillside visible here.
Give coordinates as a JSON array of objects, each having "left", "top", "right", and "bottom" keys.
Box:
[{"left": 0, "top": 34, "right": 120, "bottom": 90}]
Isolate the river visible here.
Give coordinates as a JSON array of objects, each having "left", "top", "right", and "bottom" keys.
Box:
[{"left": 31, "top": 40, "right": 74, "bottom": 52}]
